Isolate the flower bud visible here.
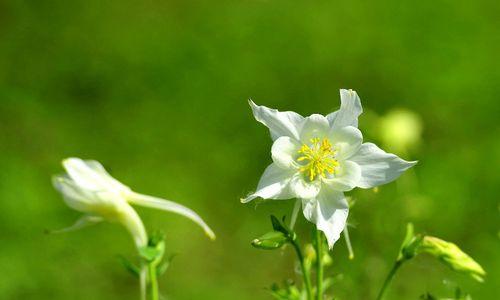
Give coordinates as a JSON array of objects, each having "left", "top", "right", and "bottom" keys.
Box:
[
  {"left": 303, "top": 243, "right": 332, "bottom": 268},
  {"left": 420, "top": 236, "right": 486, "bottom": 282},
  {"left": 252, "top": 231, "right": 289, "bottom": 250}
]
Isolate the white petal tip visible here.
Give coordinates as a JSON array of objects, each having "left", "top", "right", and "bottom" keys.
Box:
[
  {"left": 51, "top": 175, "right": 68, "bottom": 190},
  {"left": 406, "top": 160, "right": 418, "bottom": 168},
  {"left": 62, "top": 157, "right": 78, "bottom": 165},
  {"left": 240, "top": 195, "right": 256, "bottom": 203}
]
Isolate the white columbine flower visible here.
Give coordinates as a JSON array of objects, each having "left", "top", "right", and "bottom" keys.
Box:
[
  {"left": 242, "top": 89, "right": 416, "bottom": 248},
  {"left": 53, "top": 157, "right": 216, "bottom": 250}
]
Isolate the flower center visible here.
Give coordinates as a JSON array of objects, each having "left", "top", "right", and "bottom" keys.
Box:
[{"left": 297, "top": 138, "right": 339, "bottom": 181}]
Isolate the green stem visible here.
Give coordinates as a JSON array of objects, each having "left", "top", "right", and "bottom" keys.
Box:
[
  {"left": 376, "top": 260, "right": 404, "bottom": 300},
  {"left": 148, "top": 262, "right": 159, "bottom": 300},
  {"left": 140, "top": 266, "right": 147, "bottom": 300},
  {"left": 314, "top": 229, "right": 324, "bottom": 300},
  {"left": 291, "top": 239, "right": 313, "bottom": 300}
]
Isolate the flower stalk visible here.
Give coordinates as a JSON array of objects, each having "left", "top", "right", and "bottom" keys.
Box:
[
  {"left": 148, "top": 263, "right": 159, "bottom": 300},
  {"left": 376, "top": 260, "right": 403, "bottom": 300},
  {"left": 314, "top": 229, "right": 324, "bottom": 300},
  {"left": 290, "top": 237, "right": 313, "bottom": 300}
]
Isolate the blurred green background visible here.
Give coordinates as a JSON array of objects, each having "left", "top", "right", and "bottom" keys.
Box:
[{"left": 0, "top": 1, "right": 498, "bottom": 299}]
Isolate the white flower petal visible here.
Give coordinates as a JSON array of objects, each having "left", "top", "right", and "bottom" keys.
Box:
[
  {"left": 117, "top": 203, "right": 148, "bottom": 248},
  {"left": 63, "top": 158, "right": 129, "bottom": 193},
  {"left": 322, "top": 160, "right": 361, "bottom": 191},
  {"left": 326, "top": 110, "right": 338, "bottom": 125},
  {"left": 329, "top": 126, "right": 363, "bottom": 160},
  {"left": 299, "top": 114, "right": 330, "bottom": 142},
  {"left": 49, "top": 214, "right": 104, "bottom": 234},
  {"left": 128, "top": 192, "right": 216, "bottom": 240},
  {"left": 249, "top": 100, "right": 304, "bottom": 140},
  {"left": 271, "top": 136, "right": 301, "bottom": 170},
  {"left": 329, "top": 89, "right": 363, "bottom": 129},
  {"left": 289, "top": 199, "right": 301, "bottom": 229},
  {"left": 290, "top": 175, "right": 321, "bottom": 199},
  {"left": 241, "top": 163, "right": 295, "bottom": 203},
  {"left": 349, "top": 143, "right": 417, "bottom": 188},
  {"left": 83, "top": 160, "right": 130, "bottom": 192},
  {"left": 302, "top": 187, "right": 349, "bottom": 249},
  {"left": 52, "top": 175, "right": 98, "bottom": 212}
]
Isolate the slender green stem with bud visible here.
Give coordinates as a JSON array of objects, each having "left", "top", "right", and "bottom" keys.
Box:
[
  {"left": 291, "top": 238, "right": 313, "bottom": 300},
  {"left": 314, "top": 229, "right": 324, "bottom": 300},
  {"left": 376, "top": 260, "right": 404, "bottom": 300}
]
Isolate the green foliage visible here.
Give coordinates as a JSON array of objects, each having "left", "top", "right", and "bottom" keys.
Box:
[
  {"left": 269, "top": 280, "right": 305, "bottom": 300},
  {"left": 420, "top": 287, "right": 472, "bottom": 300}
]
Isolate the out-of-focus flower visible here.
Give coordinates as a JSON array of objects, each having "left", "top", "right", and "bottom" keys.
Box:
[
  {"left": 420, "top": 236, "right": 486, "bottom": 282},
  {"left": 379, "top": 109, "right": 423, "bottom": 153},
  {"left": 242, "top": 90, "right": 416, "bottom": 248},
  {"left": 52, "top": 157, "right": 216, "bottom": 249}
]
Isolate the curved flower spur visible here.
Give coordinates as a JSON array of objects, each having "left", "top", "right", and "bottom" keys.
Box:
[
  {"left": 242, "top": 89, "right": 416, "bottom": 248},
  {"left": 52, "top": 157, "right": 215, "bottom": 299}
]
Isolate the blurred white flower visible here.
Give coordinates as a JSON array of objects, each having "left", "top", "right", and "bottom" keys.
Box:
[
  {"left": 379, "top": 108, "right": 423, "bottom": 153},
  {"left": 53, "top": 157, "right": 216, "bottom": 250},
  {"left": 53, "top": 158, "right": 214, "bottom": 300},
  {"left": 242, "top": 90, "right": 416, "bottom": 248}
]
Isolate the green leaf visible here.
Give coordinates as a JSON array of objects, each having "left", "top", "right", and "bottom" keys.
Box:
[
  {"left": 420, "top": 293, "right": 437, "bottom": 300},
  {"left": 271, "top": 215, "right": 289, "bottom": 234}
]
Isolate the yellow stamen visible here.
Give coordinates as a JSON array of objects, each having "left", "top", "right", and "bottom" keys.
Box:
[{"left": 297, "top": 138, "right": 339, "bottom": 181}]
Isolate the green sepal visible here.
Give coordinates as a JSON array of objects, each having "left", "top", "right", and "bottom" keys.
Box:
[
  {"left": 156, "top": 254, "right": 177, "bottom": 276},
  {"left": 398, "top": 223, "right": 424, "bottom": 262},
  {"left": 140, "top": 231, "right": 166, "bottom": 264},
  {"left": 139, "top": 246, "right": 161, "bottom": 262},
  {"left": 117, "top": 255, "right": 140, "bottom": 278}
]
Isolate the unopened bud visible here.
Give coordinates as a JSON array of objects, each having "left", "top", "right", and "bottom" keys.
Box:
[
  {"left": 252, "top": 231, "right": 289, "bottom": 250},
  {"left": 420, "top": 236, "right": 486, "bottom": 282}
]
